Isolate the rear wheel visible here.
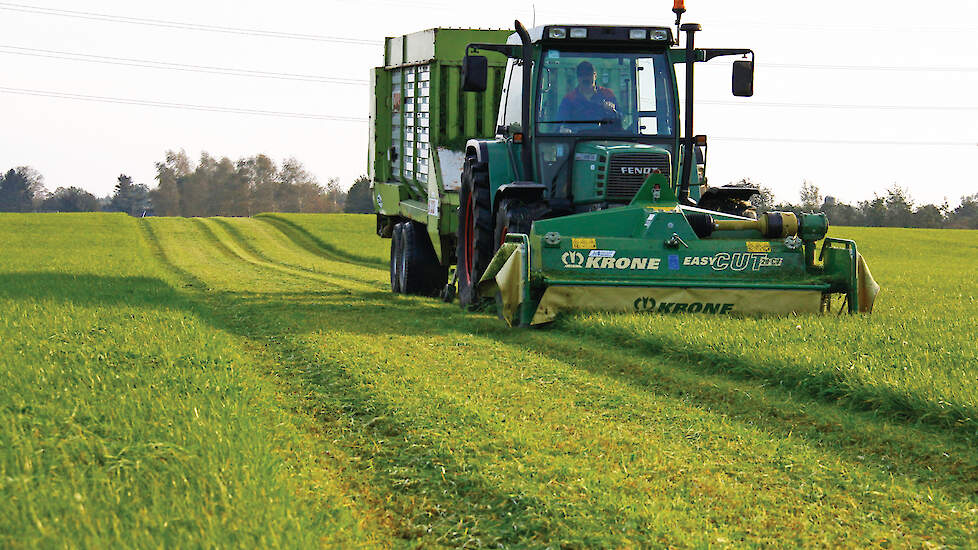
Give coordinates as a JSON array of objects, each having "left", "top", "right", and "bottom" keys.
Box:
[
  {"left": 456, "top": 158, "right": 493, "bottom": 309},
  {"left": 400, "top": 221, "right": 448, "bottom": 296},
  {"left": 389, "top": 222, "right": 404, "bottom": 293}
]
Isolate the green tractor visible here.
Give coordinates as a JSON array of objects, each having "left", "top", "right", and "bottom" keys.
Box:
[{"left": 369, "top": 5, "right": 878, "bottom": 326}]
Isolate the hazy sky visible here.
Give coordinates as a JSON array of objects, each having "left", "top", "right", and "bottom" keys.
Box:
[{"left": 1, "top": 0, "right": 976, "bottom": 206}]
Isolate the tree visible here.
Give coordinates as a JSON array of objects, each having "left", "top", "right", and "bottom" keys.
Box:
[
  {"left": 799, "top": 180, "right": 822, "bottom": 212},
  {"left": 822, "top": 197, "right": 863, "bottom": 227},
  {"left": 151, "top": 150, "right": 190, "bottom": 216},
  {"left": 883, "top": 185, "right": 914, "bottom": 227},
  {"left": 109, "top": 174, "right": 151, "bottom": 216},
  {"left": 344, "top": 175, "right": 374, "bottom": 213},
  {"left": 322, "top": 178, "right": 345, "bottom": 213},
  {"left": 0, "top": 169, "right": 32, "bottom": 212},
  {"left": 41, "top": 187, "right": 99, "bottom": 212},
  {"left": 277, "top": 158, "right": 317, "bottom": 212},
  {"left": 949, "top": 193, "right": 978, "bottom": 229},
  {"left": 0, "top": 166, "right": 47, "bottom": 212},
  {"left": 858, "top": 195, "right": 887, "bottom": 227},
  {"left": 147, "top": 150, "right": 350, "bottom": 216},
  {"left": 237, "top": 155, "right": 278, "bottom": 214},
  {"left": 913, "top": 204, "right": 945, "bottom": 228}
]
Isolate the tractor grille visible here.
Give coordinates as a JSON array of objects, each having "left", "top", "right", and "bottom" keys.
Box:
[{"left": 605, "top": 153, "right": 671, "bottom": 201}]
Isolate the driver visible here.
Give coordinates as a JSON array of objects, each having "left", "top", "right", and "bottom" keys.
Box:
[{"left": 557, "top": 61, "right": 619, "bottom": 127}]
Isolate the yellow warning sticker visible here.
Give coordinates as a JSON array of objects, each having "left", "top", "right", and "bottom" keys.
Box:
[
  {"left": 572, "top": 238, "right": 597, "bottom": 250},
  {"left": 747, "top": 241, "right": 772, "bottom": 253}
]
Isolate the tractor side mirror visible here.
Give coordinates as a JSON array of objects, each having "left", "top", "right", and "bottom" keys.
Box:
[
  {"left": 462, "top": 55, "right": 488, "bottom": 92},
  {"left": 732, "top": 60, "right": 754, "bottom": 97}
]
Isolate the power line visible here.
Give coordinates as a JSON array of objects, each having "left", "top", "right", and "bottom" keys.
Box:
[
  {"left": 0, "top": 45, "right": 369, "bottom": 85},
  {"left": 700, "top": 61, "right": 978, "bottom": 73},
  {"left": 0, "top": 2, "right": 382, "bottom": 45},
  {"left": 0, "top": 85, "right": 367, "bottom": 121},
  {"left": 700, "top": 99, "right": 978, "bottom": 112},
  {"left": 711, "top": 136, "right": 977, "bottom": 147},
  {"left": 1, "top": 84, "right": 973, "bottom": 145}
]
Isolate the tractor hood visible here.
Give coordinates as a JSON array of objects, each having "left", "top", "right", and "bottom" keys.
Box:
[{"left": 569, "top": 141, "right": 674, "bottom": 205}]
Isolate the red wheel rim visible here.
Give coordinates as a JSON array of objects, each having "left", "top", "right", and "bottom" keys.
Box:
[{"left": 463, "top": 192, "right": 473, "bottom": 281}]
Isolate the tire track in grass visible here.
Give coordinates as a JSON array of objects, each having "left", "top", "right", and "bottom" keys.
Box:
[
  {"left": 255, "top": 214, "right": 387, "bottom": 270},
  {"left": 158, "top": 216, "right": 978, "bottom": 546},
  {"left": 142, "top": 219, "right": 403, "bottom": 547},
  {"left": 194, "top": 218, "right": 379, "bottom": 295},
  {"left": 211, "top": 217, "right": 386, "bottom": 289}
]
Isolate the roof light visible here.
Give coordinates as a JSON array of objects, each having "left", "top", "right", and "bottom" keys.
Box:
[
  {"left": 629, "top": 29, "right": 648, "bottom": 40},
  {"left": 651, "top": 29, "right": 670, "bottom": 40},
  {"left": 569, "top": 27, "right": 587, "bottom": 39},
  {"left": 548, "top": 27, "right": 567, "bottom": 39}
]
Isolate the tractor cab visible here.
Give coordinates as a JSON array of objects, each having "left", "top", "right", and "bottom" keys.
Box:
[{"left": 463, "top": 21, "right": 756, "bottom": 222}]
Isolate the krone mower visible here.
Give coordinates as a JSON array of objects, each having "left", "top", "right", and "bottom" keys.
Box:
[{"left": 369, "top": 3, "right": 878, "bottom": 326}]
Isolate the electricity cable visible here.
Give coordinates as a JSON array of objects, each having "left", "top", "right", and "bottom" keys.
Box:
[
  {"left": 2, "top": 85, "right": 974, "bottom": 146},
  {"left": 699, "top": 99, "right": 978, "bottom": 112},
  {"left": 0, "top": 45, "right": 369, "bottom": 85},
  {"left": 0, "top": 85, "right": 368, "bottom": 121},
  {"left": 0, "top": 2, "right": 382, "bottom": 45}
]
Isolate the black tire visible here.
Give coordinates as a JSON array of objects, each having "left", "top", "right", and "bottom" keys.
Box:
[
  {"left": 494, "top": 199, "right": 533, "bottom": 249},
  {"left": 400, "top": 221, "right": 448, "bottom": 296},
  {"left": 390, "top": 222, "right": 404, "bottom": 293},
  {"left": 456, "top": 158, "right": 493, "bottom": 309}
]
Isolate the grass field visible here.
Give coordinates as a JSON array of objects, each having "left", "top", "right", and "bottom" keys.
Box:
[{"left": 2, "top": 212, "right": 977, "bottom": 548}]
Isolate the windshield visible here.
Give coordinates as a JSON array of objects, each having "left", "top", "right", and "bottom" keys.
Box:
[{"left": 536, "top": 50, "right": 675, "bottom": 137}]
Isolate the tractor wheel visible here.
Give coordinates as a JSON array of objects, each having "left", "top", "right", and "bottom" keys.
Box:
[
  {"left": 390, "top": 222, "right": 404, "bottom": 293},
  {"left": 456, "top": 158, "right": 493, "bottom": 309},
  {"left": 494, "top": 199, "right": 533, "bottom": 249},
  {"left": 399, "top": 221, "right": 448, "bottom": 296}
]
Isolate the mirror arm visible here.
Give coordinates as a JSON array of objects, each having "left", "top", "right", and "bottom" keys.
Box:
[
  {"left": 467, "top": 43, "right": 520, "bottom": 58},
  {"left": 702, "top": 48, "right": 754, "bottom": 62}
]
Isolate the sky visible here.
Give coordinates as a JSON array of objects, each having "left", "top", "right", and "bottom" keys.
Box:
[{"left": 0, "top": 0, "right": 976, "bottom": 206}]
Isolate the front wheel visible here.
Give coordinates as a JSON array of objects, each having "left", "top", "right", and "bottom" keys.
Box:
[{"left": 456, "top": 158, "right": 493, "bottom": 309}]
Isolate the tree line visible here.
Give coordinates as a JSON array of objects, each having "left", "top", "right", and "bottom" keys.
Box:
[
  {"left": 3, "top": 157, "right": 974, "bottom": 228},
  {"left": 0, "top": 151, "right": 374, "bottom": 216},
  {"left": 739, "top": 179, "right": 978, "bottom": 229}
]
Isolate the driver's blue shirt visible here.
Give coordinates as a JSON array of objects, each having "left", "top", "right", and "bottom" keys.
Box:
[{"left": 557, "top": 86, "right": 619, "bottom": 122}]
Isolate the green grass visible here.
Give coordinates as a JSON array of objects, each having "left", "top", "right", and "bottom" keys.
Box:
[
  {"left": 3, "top": 213, "right": 978, "bottom": 548},
  {"left": 565, "top": 226, "right": 978, "bottom": 430},
  {"left": 0, "top": 214, "right": 383, "bottom": 548}
]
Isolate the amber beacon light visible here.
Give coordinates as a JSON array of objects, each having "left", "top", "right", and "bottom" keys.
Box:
[{"left": 672, "top": 0, "right": 687, "bottom": 44}]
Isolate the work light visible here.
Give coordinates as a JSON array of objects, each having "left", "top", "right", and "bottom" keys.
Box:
[
  {"left": 629, "top": 29, "right": 648, "bottom": 39},
  {"left": 548, "top": 27, "right": 567, "bottom": 39}
]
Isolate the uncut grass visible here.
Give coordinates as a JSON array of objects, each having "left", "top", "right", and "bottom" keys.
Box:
[
  {"left": 151, "top": 215, "right": 978, "bottom": 547},
  {"left": 0, "top": 214, "right": 382, "bottom": 548},
  {"left": 569, "top": 226, "right": 978, "bottom": 431}
]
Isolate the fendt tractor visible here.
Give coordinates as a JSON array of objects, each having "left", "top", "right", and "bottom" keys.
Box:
[{"left": 368, "top": 2, "right": 878, "bottom": 326}]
